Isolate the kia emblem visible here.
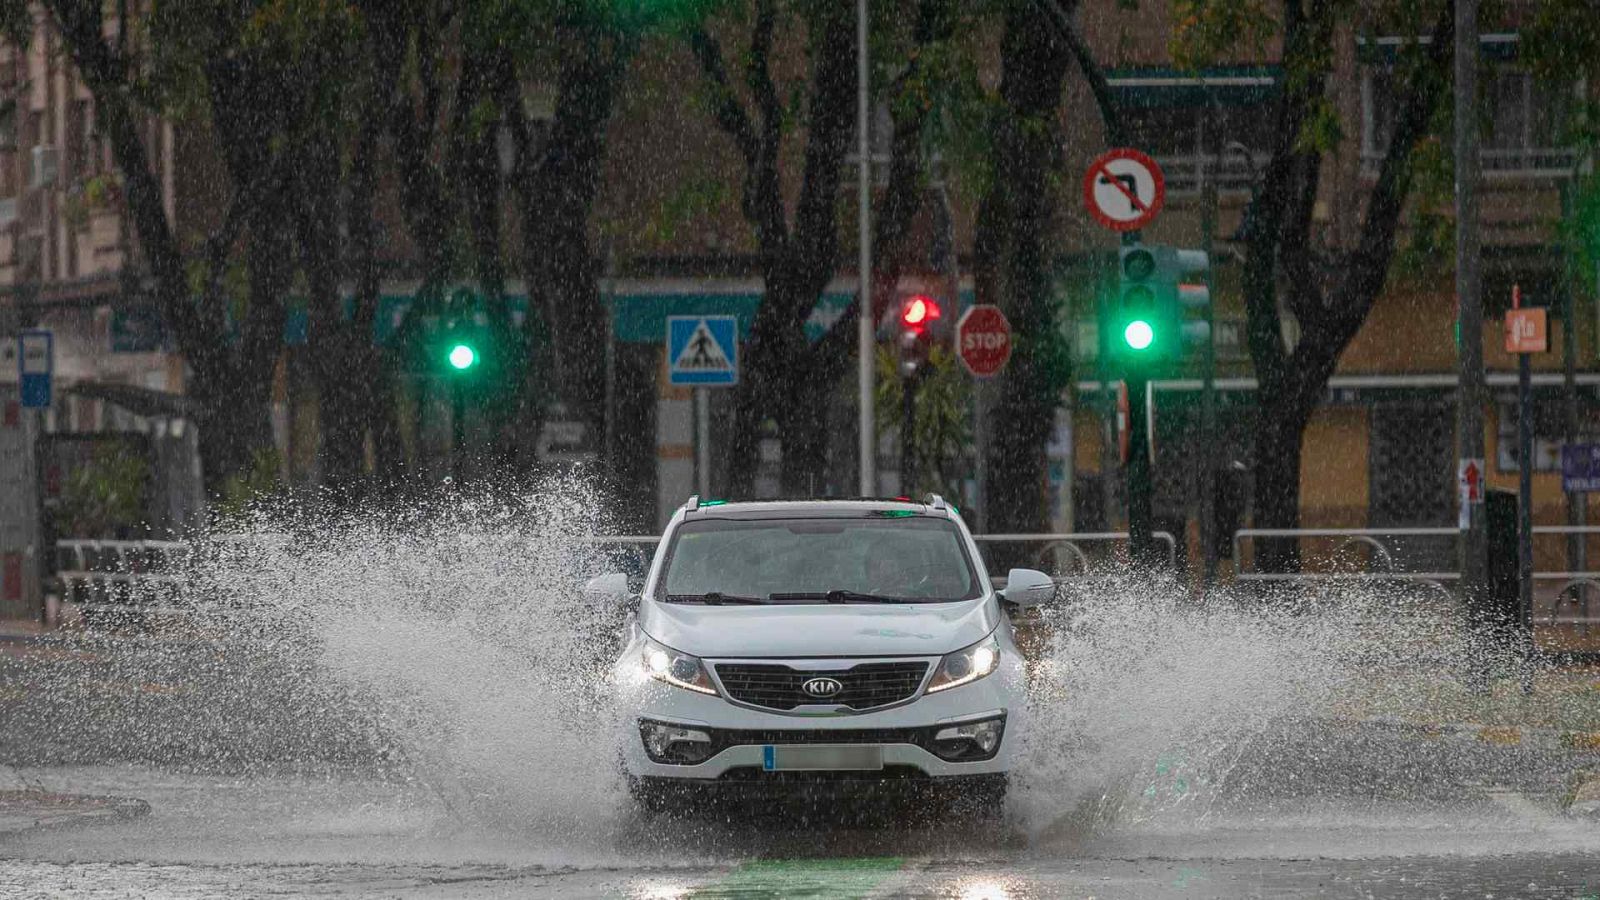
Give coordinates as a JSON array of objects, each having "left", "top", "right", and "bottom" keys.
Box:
[{"left": 800, "top": 676, "right": 843, "bottom": 699}]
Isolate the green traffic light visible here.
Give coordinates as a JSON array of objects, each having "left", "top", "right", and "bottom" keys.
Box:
[
  {"left": 1124, "top": 320, "right": 1155, "bottom": 350},
  {"left": 448, "top": 344, "right": 477, "bottom": 370}
]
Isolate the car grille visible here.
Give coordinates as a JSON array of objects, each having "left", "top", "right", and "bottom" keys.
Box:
[{"left": 713, "top": 661, "right": 929, "bottom": 711}]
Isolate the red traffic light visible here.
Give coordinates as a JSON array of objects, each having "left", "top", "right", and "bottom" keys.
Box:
[{"left": 899, "top": 294, "right": 942, "bottom": 330}]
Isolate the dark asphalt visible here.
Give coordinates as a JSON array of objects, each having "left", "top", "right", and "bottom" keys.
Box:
[{"left": 2, "top": 628, "right": 1598, "bottom": 898}]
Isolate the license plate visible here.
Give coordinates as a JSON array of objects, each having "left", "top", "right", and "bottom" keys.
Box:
[{"left": 762, "top": 745, "right": 884, "bottom": 771}]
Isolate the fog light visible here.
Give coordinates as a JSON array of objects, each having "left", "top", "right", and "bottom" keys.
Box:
[
  {"left": 639, "top": 720, "right": 715, "bottom": 765},
  {"left": 931, "top": 717, "right": 1005, "bottom": 761}
]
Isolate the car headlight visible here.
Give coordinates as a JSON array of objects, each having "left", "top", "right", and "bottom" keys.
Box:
[
  {"left": 926, "top": 631, "right": 1001, "bottom": 694},
  {"left": 640, "top": 636, "right": 718, "bottom": 695}
]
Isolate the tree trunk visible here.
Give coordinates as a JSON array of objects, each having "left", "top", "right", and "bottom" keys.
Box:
[
  {"left": 295, "top": 128, "right": 367, "bottom": 493},
  {"left": 777, "top": 383, "right": 833, "bottom": 496},
  {"left": 511, "top": 35, "right": 631, "bottom": 468},
  {"left": 1251, "top": 388, "right": 1316, "bottom": 572},
  {"left": 975, "top": 0, "right": 1073, "bottom": 535},
  {"left": 192, "top": 373, "right": 277, "bottom": 498}
]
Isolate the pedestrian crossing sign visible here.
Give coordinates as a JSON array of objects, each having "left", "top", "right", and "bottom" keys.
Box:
[{"left": 667, "top": 316, "right": 739, "bottom": 386}]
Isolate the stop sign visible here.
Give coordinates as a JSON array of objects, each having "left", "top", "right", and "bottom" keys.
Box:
[{"left": 956, "top": 305, "right": 1012, "bottom": 377}]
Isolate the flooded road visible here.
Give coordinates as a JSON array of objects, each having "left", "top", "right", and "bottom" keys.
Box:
[
  {"left": 4, "top": 625, "right": 1598, "bottom": 898},
  {"left": 2, "top": 758, "right": 1599, "bottom": 897},
  {"left": 2, "top": 506, "right": 1598, "bottom": 897}
]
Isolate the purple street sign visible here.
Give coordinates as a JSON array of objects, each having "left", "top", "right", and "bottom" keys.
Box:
[{"left": 1561, "top": 443, "right": 1600, "bottom": 493}]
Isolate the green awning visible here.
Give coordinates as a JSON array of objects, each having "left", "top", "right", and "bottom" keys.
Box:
[{"left": 1105, "top": 65, "right": 1281, "bottom": 108}]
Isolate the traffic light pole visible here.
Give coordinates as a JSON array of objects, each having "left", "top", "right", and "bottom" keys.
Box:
[
  {"left": 450, "top": 379, "right": 466, "bottom": 485},
  {"left": 855, "top": 0, "right": 876, "bottom": 498},
  {"left": 1200, "top": 178, "right": 1219, "bottom": 584},
  {"left": 1126, "top": 374, "right": 1155, "bottom": 564},
  {"left": 901, "top": 369, "right": 922, "bottom": 493}
]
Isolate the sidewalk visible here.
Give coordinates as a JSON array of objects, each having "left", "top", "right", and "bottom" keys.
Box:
[
  {"left": 1569, "top": 772, "right": 1600, "bottom": 819},
  {"left": 1330, "top": 664, "right": 1600, "bottom": 735},
  {"left": 0, "top": 619, "right": 54, "bottom": 640},
  {"left": 0, "top": 790, "right": 149, "bottom": 836}
]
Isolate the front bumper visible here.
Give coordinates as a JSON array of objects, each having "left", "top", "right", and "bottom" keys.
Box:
[{"left": 614, "top": 651, "right": 1026, "bottom": 782}]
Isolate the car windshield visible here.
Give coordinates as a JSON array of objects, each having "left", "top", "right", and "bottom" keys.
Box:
[{"left": 658, "top": 516, "right": 980, "bottom": 603}]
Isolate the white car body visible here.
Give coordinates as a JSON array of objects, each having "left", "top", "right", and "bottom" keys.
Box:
[{"left": 598, "top": 497, "right": 1052, "bottom": 804}]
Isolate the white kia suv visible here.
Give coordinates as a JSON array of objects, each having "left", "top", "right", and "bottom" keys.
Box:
[{"left": 590, "top": 495, "right": 1054, "bottom": 813}]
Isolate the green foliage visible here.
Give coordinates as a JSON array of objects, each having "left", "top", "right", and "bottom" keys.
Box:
[
  {"left": 56, "top": 443, "right": 151, "bottom": 538},
  {"left": 641, "top": 176, "right": 732, "bottom": 247},
  {"left": 911, "top": 31, "right": 994, "bottom": 201},
  {"left": 1563, "top": 173, "right": 1600, "bottom": 300},
  {"left": 218, "top": 448, "right": 285, "bottom": 518},
  {"left": 1391, "top": 133, "right": 1454, "bottom": 281},
  {"left": 1295, "top": 95, "right": 1343, "bottom": 154},
  {"left": 1169, "top": 0, "right": 1276, "bottom": 71},
  {"left": 874, "top": 345, "right": 971, "bottom": 497},
  {"left": 1522, "top": 0, "right": 1600, "bottom": 86},
  {"left": 0, "top": 0, "right": 28, "bottom": 46}
]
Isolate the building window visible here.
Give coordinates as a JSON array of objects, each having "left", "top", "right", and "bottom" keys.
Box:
[
  {"left": 1496, "top": 395, "right": 1600, "bottom": 473},
  {"left": 1361, "top": 35, "right": 1577, "bottom": 177},
  {"left": 1108, "top": 67, "right": 1280, "bottom": 195}
]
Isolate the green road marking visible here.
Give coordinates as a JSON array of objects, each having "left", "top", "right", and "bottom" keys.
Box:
[{"left": 692, "top": 857, "right": 905, "bottom": 899}]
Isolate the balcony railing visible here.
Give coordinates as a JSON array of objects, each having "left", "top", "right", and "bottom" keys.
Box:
[
  {"left": 1151, "top": 152, "right": 1273, "bottom": 196},
  {"left": 1361, "top": 146, "right": 1581, "bottom": 179}
]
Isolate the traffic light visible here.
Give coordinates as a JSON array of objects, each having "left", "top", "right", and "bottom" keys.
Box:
[
  {"left": 1116, "top": 244, "right": 1169, "bottom": 361},
  {"left": 434, "top": 313, "right": 488, "bottom": 376},
  {"left": 447, "top": 342, "right": 478, "bottom": 370},
  {"left": 1111, "top": 245, "right": 1212, "bottom": 365},
  {"left": 1167, "top": 248, "right": 1212, "bottom": 351},
  {"left": 894, "top": 293, "right": 944, "bottom": 376}
]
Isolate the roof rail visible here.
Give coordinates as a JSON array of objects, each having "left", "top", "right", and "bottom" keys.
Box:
[
  {"left": 924, "top": 493, "right": 948, "bottom": 510},
  {"left": 684, "top": 495, "right": 700, "bottom": 512}
]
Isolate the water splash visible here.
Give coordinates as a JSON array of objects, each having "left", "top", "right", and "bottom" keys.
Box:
[
  {"left": 9, "top": 490, "right": 1596, "bottom": 864},
  {"left": 180, "top": 474, "right": 636, "bottom": 839},
  {"left": 1008, "top": 574, "right": 1520, "bottom": 840}
]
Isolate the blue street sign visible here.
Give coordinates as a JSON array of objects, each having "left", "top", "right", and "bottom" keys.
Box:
[
  {"left": 667, "top": 316, "right": 738, "bottom": 387},
  {"left": 1562, "top": 443, "right": 1600, "bottom": 493},
  {"left": 17, "top": 330, "right": 51, "bottom": 408}
]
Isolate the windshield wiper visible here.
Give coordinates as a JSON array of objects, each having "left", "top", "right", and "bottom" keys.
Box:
[
  {"left": 766, "top": 590, "right": 921, "bottom": 605},
  {"left": 664, "top": 592, "right": 768, "bottom": 605}
]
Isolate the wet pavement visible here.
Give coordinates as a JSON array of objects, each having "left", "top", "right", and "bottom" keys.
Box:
[
  {"left": 15, "top": 805, "right": 1600, "bottom": 900},
  {"left": 4, "top": 608, "right": 1600, "bottom": 898}
]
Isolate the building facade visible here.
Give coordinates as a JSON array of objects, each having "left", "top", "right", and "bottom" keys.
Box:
[{"left": 0, "top": 4, "right": 1594, "bottom": 570}]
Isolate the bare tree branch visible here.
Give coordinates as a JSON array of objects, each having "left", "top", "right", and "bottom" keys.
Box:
[
  {"left": 41, "top": 0, "right": 205, "bottom": 353},
  {"left": 745, "top": 0, "right": 781, "bottom": 156},
  {"left": 787, "top": 1, "right": 856, "bottom": 309},
  {"left": 688, "top": 24, "right": 787, "bottom": 252},
  {"left": 1332, "top": 0, "right": 1455, "bottom": 340},
  {"left": 1033, "top": 0, "right": 1124, "bottom": 145},
  {"left": 686, "top": 28, "right": 760, "bottom": 168}
]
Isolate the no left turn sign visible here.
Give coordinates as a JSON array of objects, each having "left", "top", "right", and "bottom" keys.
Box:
[{"left": 1083, "top": 148, "right": 1165, "bottom": 232}]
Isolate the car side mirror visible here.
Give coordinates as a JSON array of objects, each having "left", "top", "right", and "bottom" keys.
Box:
[
  {"left": 997, "top": 568, "right": 1055, "bottom": 608},
  {"left": 582, "top": 572, "right": 630, "bottom": 605}
]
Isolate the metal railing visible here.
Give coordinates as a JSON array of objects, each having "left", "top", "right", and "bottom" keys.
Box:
[
  {"left": 1233, "top": 526, "right": 1600, "bottom": 632},
  {"left": 1152, "top": 152, "right": 1272, "bottom": 195},
  {"left": 581, "top": 531, "right": 1178, "bottom": 580},
  {"left": 972, "top": 532, "right": 1178, "bottom": 575},
  {"left": 52, "top": 526, "right": 1593, "bottom": 631},
  {"left": 1232, "top": 527, "right": 1460, "bottom": 581},
  {"left": 1361, "top": 147, "right": 1579, "bottom": 179},
  {"left": 54, "top": 539, "right": 193, "bottom": 614}
]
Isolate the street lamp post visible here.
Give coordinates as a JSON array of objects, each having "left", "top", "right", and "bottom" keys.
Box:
[
  {"left": 1455, "top": 0, "right": 1489, "bottom": 612},
  {"left": 856, "top": 0, "right": 875, "bottom": 497}
]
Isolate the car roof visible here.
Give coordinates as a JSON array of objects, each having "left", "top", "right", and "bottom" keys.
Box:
[{"left": 682, "top": 498, "right": 948, "bottom": 520}]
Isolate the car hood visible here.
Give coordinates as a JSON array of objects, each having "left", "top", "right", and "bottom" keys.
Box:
[{"left": 638, "top": 598, "right": 998, "bottom": 658}]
